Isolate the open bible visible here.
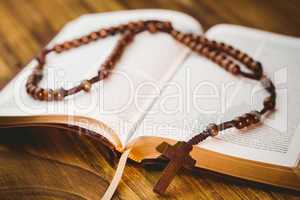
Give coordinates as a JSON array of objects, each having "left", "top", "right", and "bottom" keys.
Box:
[{"left": 0, "top": 9, "right": 299, "bottom": 191}]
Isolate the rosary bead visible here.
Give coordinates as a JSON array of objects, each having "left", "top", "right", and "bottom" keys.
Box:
[
  {"left": 26, "top": 74, "right": 35, "bottom": 84},
  {"left": 211, "top": 40, "right": 218, "bottom": 48},
  {"left": 81, "top": 36, "right": 89, "bottom": 44},
  {"left": 156, "top": 22, "right": 165, "bottom": 30},
  {"left": 215, "top": 54, "right": 224, "bottom": 64},
  {"left": 263, "top": 96, "right": 275, "bottom": 110},
  {"left": 198, "top": 36, "right": 207, "bottom": 44},
  {"left": 201, "top": 47, "right": 210, "bottom": 56},
  {"left": 118, "top": 24, "right": 128, "bottom": 33},
  {"left": 147, "top": 23, "right": 157, "bottom": 33},
  {"left": 63, "top": 42, "right": 72, "bottom": 50},
  {"left": 128, "top": 22, "right": 137, "bottom": 31},
  {"left": 36, "top": 89, "right": 44, "bottom": 101},
  {"left": 183, "top": 36, "right": 191, "bottom": 45},
  {"left": 53, "top": 89, "right": 64, "bottom": 100},
  {"left": 242, "top": 114, "right": 253, "bottom": 126},
  {"left": 221, "top": 59, "right": 230, "bottom": 69},
  {"left": 237, "top": 52, "right": 246, "bottom": 60},
  {"left": 229, "top": 48, "right": 238, "bottom": 56},
  {"left": 136, "top": 20, "right": 145, "bottom": 29},
  {"left": 228, "top": 63, "right": 240, "bottom": 75},
  {"left": 42, "top": 89, "right": 53, "bottom": 101},
  {"left": 250, "top": 61, "right": 257, "bottom": 69},
  {"left": 208, "top": 51, "right": 217, "bottom": 60},
  {"left": 249, "top": 111, "right": 260, "bottom": 123},
  {"left": 195, "top": 44, "right": 203, "bottom": 52},
  {"left": 81, "top": 80, "right": 92, "bottom": 92},
  {"left": 98, "top": 69, "right": 109, "bottom": 80},
  {"left": 175, "top": 32, "right": 185, "bottom": 41},
  {"left": 29, "top": 85, "right": 37, "bottom": 95},
  {"left": 225, "top": 44, "right": 233, "bottom": 51},
  {"left": 71, "top": 39, "right": 81, "bottom": 47},
  {"left": 26, "top": 84, "right": 35, "bottom": 94},
  {"left": 163, "top": 21, "right": 172, "bottom": 30},
  {"left": 207, "top": 123, "right": 219, "bottom": 136},
  {"left": 234, "top": 117, "right": 245, "bottom": 129},
  {"left": 243, "top": 56, "right": 251, "bottom": 64},
  {"left": 90, "top": 32, "right": 99, "bottom": 40},
  {"left": 171, "top": 29, "right": 179, "bottom": 37},
  {"left": 188, "top": 41, "right": 197, "bottom": 50},
  {"left": 249, "top": 111, "right": 261, "bottom": 124},
  {"left": 54, "top": 45, "right": 63, "bottom": 53}
]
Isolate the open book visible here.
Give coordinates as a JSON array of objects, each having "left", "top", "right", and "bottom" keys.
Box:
[{"left": 0, "top": 9, "right": 299, "bottom": 191}]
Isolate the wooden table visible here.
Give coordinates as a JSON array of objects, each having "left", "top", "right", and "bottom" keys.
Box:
[{"left": 0, "top": 1, "right": 299, "bottom": 199}]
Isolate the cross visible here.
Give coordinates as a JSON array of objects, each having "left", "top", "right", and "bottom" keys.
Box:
[{"left": 153, "top": 141, "right": 196, "bottom": 194}]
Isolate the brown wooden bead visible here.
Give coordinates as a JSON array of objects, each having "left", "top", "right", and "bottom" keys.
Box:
[
  {"left": 229, "top": 48, "right": 238, "bottom": 56},
  {"left": 263, "top": 96, "right": 275, "bottom": 110},
  {"left": 171, "top": 30, "right": 179, "bottom": 37},
  {"left": 183, "top": 36, "right": 191, "bottom": 45},
  {"left": 148, "top": 23, "right": 157, "bottom": 33},
  {"left": 36, "top": 89, "right": 44, "bottom": 101},
  {"left": 128, "top": 22, "right": 136, "bottom": 31},
  {"left": 207, "top": 123, "right": 219, "bottom": 136},
  {"left": 90, "top": 32, "right": 99, "bottom": 40},
  {"left": 243, "top": 56, "right": 251, "bottom": 64},
  {"left": 249, "top": 111, "right": 261, "bottom": 124},
  {"left": 242, "top": 114, "right": 253, "bottom": 126},
  {"left": 195, "top": 44, "right": 203, "bottom": 52},
  {"left": 176, "top": 33, "right": 184, "bottom": 41},
  {"left": 54, "top": 45, "right": 63, "bottom": 53},
  {"left": 42, "top": 89, "right": 53, "bottom": 101},
  {"left": 234, "top": 117, "right": 245, "bottom": 129},
  {"left": 71, "top": 39, "right": 81, "bottom": 47},
  {"left": 28, "top": 85, "right": 36, "bottom": 95},
  {"left": 63, "top": 42, "right": 72, "bottom": 49},
  {"left": 228, "top": 63, "right": 240, "bottom": 75},
  {"left": 208, "top": 51, "right": 217, "bottom": 59},
  {"left": 26, "top": 84, "right": 35, "bottom": 94},
  {"left": 26, "top": 75, "right": 35, "bottom": 85},
  {"left": 98, "top": 69, "right": 109, "bottom": 80},
  {"left": 81, "top": 36, "right": 89, "bottom": 44},
  {"left": 237, "top": 52, "right": 246, "bottom": 60},
  {"left": 118, "top": 24, "right": 128, "bottom": 33},
  {"left": 189, "top": 41, "right": 197, "bottom": 50},
  {"left": 221, "top": 59, "right": 230, "bottom": 69},
  {"left": 163, "top": 21, "right": 172, "bottom": 29},
  {"left": 198, "top": 36, "right": 207, "bottom": 44},
  {"left": 81, "top": 80, "right": 92, "bottom": 92},
  {"left": 54, "top": 89, "right": 64, "bottom": 101},
  {"left": 136, "top": 20, "right": 144, "bottom": 29},
  {"left": 201, "top": 47, "right": 210, "bottom": 55},
  {"left": 215, "top": 54, "right": 224, "bottom": 63}
]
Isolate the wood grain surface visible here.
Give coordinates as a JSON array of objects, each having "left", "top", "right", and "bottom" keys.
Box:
[{"left": 0, "top": 0, "right": 299, "bottom": 199}]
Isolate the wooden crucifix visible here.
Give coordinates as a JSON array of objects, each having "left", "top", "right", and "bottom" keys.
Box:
[{"left": 153, "top": 141, "right": 196, "bottom": 194}]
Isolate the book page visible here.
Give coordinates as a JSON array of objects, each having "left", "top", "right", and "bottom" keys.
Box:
[
  {"left": 131, "top": 24, "right": 300, "bottom": 167},
  {"left": 0, "top": 9, "right": 202, "bottom": 148}
]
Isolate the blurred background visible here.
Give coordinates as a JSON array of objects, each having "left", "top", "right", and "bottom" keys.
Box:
[{"left": 0, "top": 1, "right": 299, "bottom": 200}]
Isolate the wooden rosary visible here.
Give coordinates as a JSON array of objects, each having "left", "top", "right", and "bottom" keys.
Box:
[{"left": 25, "top": 20, "right": 276, "bottom": 194}]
